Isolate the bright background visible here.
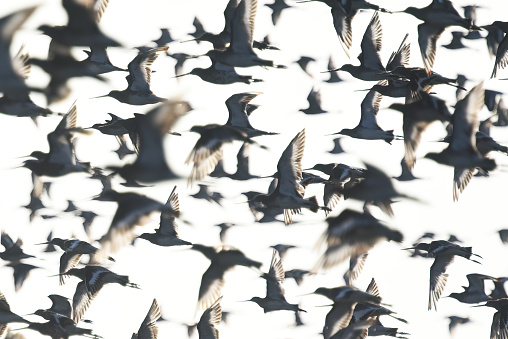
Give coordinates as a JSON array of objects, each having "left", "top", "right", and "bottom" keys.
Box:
[{"left": 1, "top": 1, "right": 508, "bottom": 339}]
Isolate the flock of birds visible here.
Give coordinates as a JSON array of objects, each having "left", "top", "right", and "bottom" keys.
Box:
[{"left": 1, "top": 0, "right": 508, "bottom": 339}]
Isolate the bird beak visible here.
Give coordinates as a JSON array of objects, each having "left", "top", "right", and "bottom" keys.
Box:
[
  {"left": 89, "top": 94, "right": 109, "bottom": 99},
  {"left": 179, "top": 38, "right": 199, "bottom": 43},
  {"left": 401, "top": 247, "right": 416, "bottom": 251},
  {"left": 171, "top": 73, "right": 191, "bottom": 79},
  {"left": 35, "top": 242, "right": 50, "bottom": 245}
]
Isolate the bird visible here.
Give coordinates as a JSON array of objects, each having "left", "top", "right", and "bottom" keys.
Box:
[
  {"left": 64, "top": 265, "right": 140, "bottom": 323},
  {"left": 331, "top": 87, "right": 395, "bottom": 143},
  {"left": 295, "top": 56, "right": 316, "bottom": 77},
  {"left": 224, "top": 92, "right": 278, "bottom": 137},
  {"left": 91, "top": 189, "right": 167, "bottom": 260},
  {"left": 398, "top": 0, "right": 478, "bottom": 73},
  {"left": 404, "top": 240, "right": 482, "bottom": 310},
  {"left": 174, "top": 56, "right": 263, "bottom": 84},
  {"left": 23, "top": 101, "right": 92, "bottom": 178},
  {"left": 131, "top": 299, "right": 161, "bottom": 339},
  {"left": 487, "top": 21, "right": 508, "bottom": 78},
  {"left": 389, "top": 91, "right": 452, "bottom": 169},
  {"left": 250, "top": 129, "right": 329, "bottom": 225},
  {"left": 447, "top": 273, "right": 497, "bottom": 304},
  {"left": 38, "top": 0, "right": 120, "bottom": 48},
  {"left": 0, "top": 46, "right": 55, "bottom": 122},
  {"left": 79, "top": 45, "right": 127, "bottom": 74},
  {"left": 247, "top": 249, "right": 305, "bottom": 313},
  {"left": 197, "top": 297, "right": 222, "bottom": 339},
  {"left": 92, "top": 47, "right": 168, "bottom": 105},
  {"left": 448, "top": 315, "right": 471, "bottom": 336},
  {"left": 343, "top": 253, "right": 369, "bottom": 286},
  {"left": 333, "top": 12, "right": 398, "bottom": 82},
  {"left": 476, "top": 299, "right": 508, "bottom": 339},
  {"left": 0, "top": 6, "right": 38, "bottom": 95},
  {"left": 137, "top": 186, "right": 192, "bottom": 247},
  {"left": 424, "top": 82, "right": 497, "bottom": 201},
  {"left": 0, "top": 290, "right": 30, "bottom": 336},
  {"left": 300, "top": 87, "right": 327, "bottom": 115},
  {"left": 37, "top": 237, "right": 115, "bottom": 285},
  {"left": 0, "top": 232, "right": 34, "bottom": 262},
  {"left": 107, "top": 100, "right": 189, "bottom": 184},
  {"left": 499, "top": 229, "right": 508, "bottom": 244},
  {"left": 442, "top": 31, "right": 467, "bottom": 49},
  {"left": 7, "top": 262, "right": 39, "bottom": 292},
  {"left": 191, "top": 184, "right": 224, "bottom": 205},
  {"left": 312, "top": 209, "right": 403, "bottom": 272},
  {"left": 265, "top": 0, "right": 292, "bottom": 26},
  {"left": 23, "top": 173, "right": 46, "bottom": 222},
  {"left": 186, "top": 124, "right": 262, "bottom": 186},
  {"left": 192, "top": 244, "right": 262, "bottom": 312},
  {"left": 202, "top": 0, "right": 286, "bottom": 68},
  {"left": 314, "top": 285, "right": 381, "bottom": 339}
]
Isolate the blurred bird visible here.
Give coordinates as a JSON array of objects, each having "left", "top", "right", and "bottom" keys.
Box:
[
  {"left": 389, "top": 92, "right": 452, "bottom": 169},
  {"left": 38, "top": 0, "right": 120, "bottom": 47},
  {"left": 0, "top": 232, "right": 34, "bottom": 262},
  {"left": 192, "top": 244, "right": 262, "bottom": 312},
  {"left": 442, "top": 31, "right": 466, "bottom": 49},
  {"left": 80, "top": 45, "right": 127, "bottom": 74},
  {"left": 0, "top": 291, "right": 30, "bottom": 336},
  {"left": 191, "top": 184, "right": 224, "bottom": 205},
  {"left": 23, "top": 102, "right": 92, "bottom": 178},
  {"left": 108, "top": 101, "right": 189, "bottom": 184},
  {"left": 487, "top": 21, "right": 508, "bottom": 78},
  {"left": 7, "top": 263, "right": 39, "bottom": 292},
  {"left": 92, "top": 189, "right": 167, "bottom": 260},
  {"left": 265, "top": 0, "right": 292, "bottom": 26},
  {"left": 300, "top": 87, "right": 327, "bottom": 115},
  {"left": 312, "top": 209, "right": 403, "bottom": 272},
  {"left": 425, "top": 82, "right": 496, "bottom": 201},
  {"left": 448, "top": 315, "right": 471, "bottom": 336}
]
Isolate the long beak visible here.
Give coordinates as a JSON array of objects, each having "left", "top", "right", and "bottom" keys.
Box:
[
  {"left": 48, "top": 273, "right": 63, "bottom": 277},
  {"left": 90, "top": 94, "right": 109, "bottom": 99},
  {"left": 180, "top": 38, "right": 199, "bottom": 43},
  {"left": 171, "top": 73, "right": 191, "bottom": 79},
  {"left": 35, "top": 242, "right": 50, "bottom": 245},
  {"left": 296, "top": 292, "right": 316, "bottom": 297},
  {"left": 401, "top": 247, "right": 416, "bottom": 251}
]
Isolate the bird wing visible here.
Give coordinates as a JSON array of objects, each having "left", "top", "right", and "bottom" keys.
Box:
[
  {"left": 197, "top": 297, "right": 222, "bottom": 339},
  {"left": 136, "top": 299, "right": 161, "bottom": 339},
  {"left": 403, "top": 116, "right": 427, "bottom": 170},
  {"left": 491, "top": 35, "right": 508, "bottom": 78},
  {"left": 450, "top": 82, "right": 484, "bottom": 154},
  {"left": 159, "top": 186, "right": 180, "bottom": 236},
  {"left": 72, "top": 281, "right": 95, "bottom": 323},
  {"left": 186, "top": 134, "right": 225, "bottom": 186},
  {"left": 428, "top": 253, "right": 454, "bottom": 310},
  {"left": 127, "top": 47, "right": 168, "bottom": 92},
  {"left": 453, "top": 167, "right": 474, "bottom": 201},
  {"left": 59, "top": 253, "right": 83, "bottom": 285},
  {"left": 417, "top": 23, "right": 445, "bottom": 74},
  {"left": 359, "top": 88, "right": 383, "bottom": 129},
  {"left": 266, "top": 249, "right": 286, "bottom": 299},
  {"left": 323, "top": 303, "right": 355, "bottom": 339},
  {"left": 225, "top": 92, "right": 260, "bottom": 128},
  {"left": 323, "top": 183, "right": 342, "bottom": 216},
  {"left": 386, "top": 33, "right": 410, "bottom": 71},
  {"left": 359, "top": 12, "right": 384, "bottom": 70},
  {"left": 230, "top": 0, "right": 257, "bottom": 53},
  {"left": 276, "top": 129, "right": 305, "bottom": 198},
  {"left": 331, "top": 6, "right": 352, "bottom": 50},
  {"left": 47, "top": 102, "right": 78, "bottom": 165},
  {"left": 197, "top": 262, "right": 227, "bottom": 312}
]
